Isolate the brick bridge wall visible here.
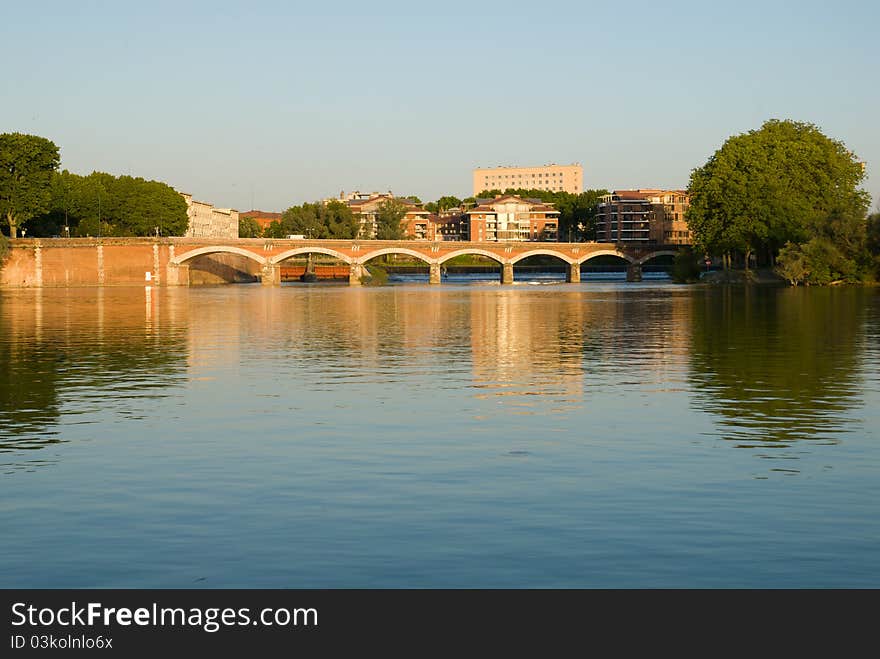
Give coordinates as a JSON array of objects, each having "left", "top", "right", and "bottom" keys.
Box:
[{"left": 1, "top": 238, "right": 680, "bottom": 288}]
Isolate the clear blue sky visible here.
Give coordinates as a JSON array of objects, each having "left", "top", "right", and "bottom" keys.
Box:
[{"left": 3, "top": 0, "right": 878, "bottom": 212}]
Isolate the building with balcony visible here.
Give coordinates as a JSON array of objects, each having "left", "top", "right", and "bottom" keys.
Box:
[
  {"left": 640, "top": 190, "right": 692, "bottom": 245},
  {"left": 595, "top": 191, "right": 652, "bottom": 243},
  {"left": 465, "top": 195, "right": 559, "bottom": 242},
  {"left": 430, "top": 212, "right": 470, "bottom": 241},
  {"left": 595, "top": 189, "right": 692, "bottom": 244},
  {"left": 472, "top": 163, "right": 583, "bottom": 196}
]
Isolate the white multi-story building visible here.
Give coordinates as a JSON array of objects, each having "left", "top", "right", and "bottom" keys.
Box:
[{"left": 181, "top": 193, "right": 238, "bottom": 239}]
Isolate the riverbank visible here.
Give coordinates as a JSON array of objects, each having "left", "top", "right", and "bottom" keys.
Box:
[{"left": 701, "top": 268, "right": 787, "bottom": 285}]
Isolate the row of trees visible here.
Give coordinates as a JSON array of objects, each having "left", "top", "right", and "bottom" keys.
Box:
[
  {"left": 686, "top": 119, "right": 877, "bottom": 284},
  {"left": 1, "top": 133, "right": 188, "bottom": 238},
  {"left": 241, "top": 198, "right": 413, "bottom": 240},
  {"left": 32, "top": 170, "right": 188, "bottom": 237}
]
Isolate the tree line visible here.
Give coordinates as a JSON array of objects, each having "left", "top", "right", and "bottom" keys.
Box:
[{"left": 0, "top": 133, "right": 187, "bottom": 238}]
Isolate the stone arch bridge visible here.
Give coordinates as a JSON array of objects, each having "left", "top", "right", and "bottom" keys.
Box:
[
  {"left": 0, "top": 237, "right": 681, "bottom": 288},
  {"left": 167, "top": 238, "right": 680, "bottom": 286}
]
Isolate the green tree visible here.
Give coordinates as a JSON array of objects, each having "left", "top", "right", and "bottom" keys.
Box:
[
  {"left": 239, "top": 216, "right": 262, "bottom": 237},
  {"left": 26, "top": 167, "right": 187, "bottom": 237},
  {"left": 0, "top": 133, "right": 60, "bottom": 237},
  {"left": 775, "top": 237, "right": 861, "bottom": 285},
  {"left": 435, "top": 195, "right": 461, "bottom": 211},
  {"left": 281, "top": 200, "right": 359, "bottom": 239},
  {"left": 374, "top": 198, "right": 408, "bottom": 240},
  {"left": 867, "top": 212, "right": 880, "bottom": 279},
  {"left": 671, "top": 246, "right": 703, "bottom": 283},
  {"left": 108, "top": 176, "right": 187, "bottom": 236},
  {"left": 686, "top": 119, "right": 868, "bottom": 270},
  {"left": 263, "top": 220, "right": 287, "bottom": 238},
  {"left": 775, "top": 242, "right": 810, "bottom": 285},
  {"left": 322, "top": 200, "right": 360, "bottom": 239}
]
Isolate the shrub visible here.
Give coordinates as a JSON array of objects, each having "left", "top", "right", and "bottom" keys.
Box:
[
  {"left": 776, "top": 242, "right": 809, "bottom": 285},
  {"left": 776, "top": 238, "right": 860, "bottom": 285},
  {"left": 671, "top": 247, "right": 702, "bottom": 283}
]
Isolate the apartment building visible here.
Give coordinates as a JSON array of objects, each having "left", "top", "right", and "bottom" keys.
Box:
[
  {"left": 465, "top": 195, "right": 559, "bottom": 242},
  {"left": 595, "top": 191, "right": 652, "bottom": 243},
  {"left": 472, "top": 163, "right": 583, "bottom": 196},
  {"left": 595, "top": 189, "right": 692, "bottom": 244},
  {"left": 640, "top": 190, "right": 692, "bottom": 245},
  {"left": 430, "top": 211, "right": 470, "bottom": 241},
  {"left": 181, "top": 193, "right": 238, "bottom": 239}
]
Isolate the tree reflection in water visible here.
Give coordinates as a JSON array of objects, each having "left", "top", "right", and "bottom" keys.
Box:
[
  {"left": 689, "top": 286, "right": 868, "bottom": 447},
  {"left": 0, "top": 289, "right": 188, "bottom": 467}
]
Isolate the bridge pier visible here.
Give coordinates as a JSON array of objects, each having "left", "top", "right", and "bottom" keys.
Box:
[
  {"left": 166, "top": 263, "right": 190, "bottom": 286},
  {"left": 626, "top": 263, "right": 643, "bottom": 282},
  {"left": 567, "top": 262, "right": 581, "bottom": 283},
  {"left": 349, "top": 263, "right": 364, "bottom": 286},
  {"left": 501, "top": 262, "right": 514, "bottom": 285},
  {"left": 429, "top": 263, "right": 441, "bottom": 285},
  {"left": 261, "top": 263, "right": 281, "bottom": 286}
]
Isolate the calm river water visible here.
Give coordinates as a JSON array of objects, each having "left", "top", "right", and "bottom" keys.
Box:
[{"left": 1, "top": 276, "right": 878, "bottom": 587}]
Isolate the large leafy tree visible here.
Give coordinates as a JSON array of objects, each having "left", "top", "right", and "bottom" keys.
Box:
[
  {"left": 281, "top": 200, "right": 359, "bottom": 239},
  {"left": 686, "top": 119, "right": 868, "bottom": 269},
  {"left": 374, "top": 199, "right": 408, "bottom": 240},
  {"left": 322, "top": 200, "right": 360, "bottom": 239},
  {"left": 0, "top": 133, "right": 60, "bottom": 237},
  {"left": 239, "top": 216, "right": 262, "bottom": 238}
]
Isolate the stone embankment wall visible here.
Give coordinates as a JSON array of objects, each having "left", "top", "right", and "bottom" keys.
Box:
[
  {"left": 0, "top": 239, "right": 268, "bottom": 287},
  {"left": 2, "top": 239, "right": 166, "bottom": 287}
]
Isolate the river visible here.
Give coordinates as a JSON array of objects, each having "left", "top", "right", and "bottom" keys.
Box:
[{"left": 1, "top": 277, "right": 878, "bottom": 587}]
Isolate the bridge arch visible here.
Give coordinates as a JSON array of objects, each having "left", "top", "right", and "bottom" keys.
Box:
[
  {"left": 437, "top": 249, "right": 505, "bottom": 266},
  {"left": 577, "top": 249, "right": 634, "bottom": 265},
  {"left": 509, "top": 249, "right": 575, "bottom": 266},
  {"left": 358, "top": 247, "right": 434, "bottom": 265},
  {"left": 172, "top": 245, "right": 267, "bottom": 266},
  {"left": 636, "top": 250, "right": 678, "bottom": 266},
  {"left": 270, "top": 247, "right": 353, "bottom": 265}
]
